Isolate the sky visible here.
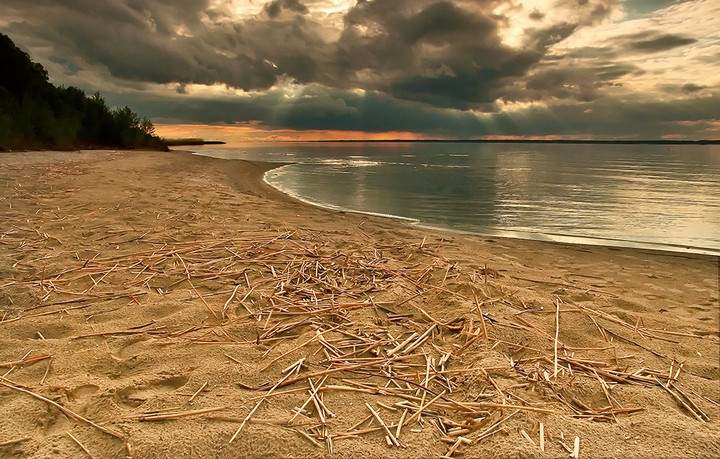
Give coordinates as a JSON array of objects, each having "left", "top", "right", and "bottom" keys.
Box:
[{"left": 2, "top": 0, "right": 719, "bottom": 141}]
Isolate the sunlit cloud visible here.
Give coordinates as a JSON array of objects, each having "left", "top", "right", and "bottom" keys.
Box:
[
  {"left": 2, "top": 0, "right": 718, "bottom": 140},
  {"left": 551, "top": 0, "right": 720, "bottom": 96}
]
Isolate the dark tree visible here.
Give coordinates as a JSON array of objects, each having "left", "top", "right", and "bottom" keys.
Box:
[{"left": 0, "top": 33, "right": 166, "bottom": 151}]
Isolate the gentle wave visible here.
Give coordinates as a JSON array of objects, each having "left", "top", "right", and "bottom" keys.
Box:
[
  {"left": 265, "top": 168, "right": 719, "bottom": 256},
  {"left": 264, "top": 166, "right": 419, "bottom": 223},
  {"left": 264, "top": 167, "right": 719, "bottom": 256},
  {"left": 195, "top": 142, "right": 720, "bottom": 256}
]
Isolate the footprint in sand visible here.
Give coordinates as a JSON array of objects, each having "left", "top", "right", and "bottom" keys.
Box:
[
  {"left": 115, "top": 375, "right": 188, "bottom": 408},
  {"left": 68, "top": 384, "right": 99, "bottom": 402},
  {"left": 114, "top": 334, "right": 152, "bottom": 359}
]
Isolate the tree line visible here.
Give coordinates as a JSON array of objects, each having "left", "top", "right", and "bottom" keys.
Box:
[{"left": 0, "top": 33, "right": 166, "bottom": 151}]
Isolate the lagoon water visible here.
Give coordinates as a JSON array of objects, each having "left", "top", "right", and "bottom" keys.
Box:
[{"left": 193, "top": 142, "right": 720, "bottom": 255}]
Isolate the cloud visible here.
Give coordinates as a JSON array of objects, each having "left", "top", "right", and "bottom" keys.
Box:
[
  {"left": 619, "top": 31, "right": 698, "bottom": 53},
  {"left": 1, "top": 0, "right": 719, "bottom": 138},
  {"left": 101, "top": 80, "right": 719, "bottom": 140},
  {"left": 682, "top": 83, "right": 707, "bottom": 93},
  {"left": 510, "top": 93, "right": 720, "bottom": 137},
  {"left": 2, "top": 0, "right": 319, "bottom": 90},
  {"left": 326, "top": 0, "right": 620, "bottom": 109},
  {"left": 263, "top": 0, "right": 309, "bottom": 18},
  {"left": 104, "top": 85, "right": 485, "bottom": 134},
  {"left": 529, "top": 9, "right": 545, "bottom": 21},
  {"left": 515, "top": 62, "right": 637, "bottom": 102},
  {"left": 0, "top": 0, "right": 618, "bottom": 110}
]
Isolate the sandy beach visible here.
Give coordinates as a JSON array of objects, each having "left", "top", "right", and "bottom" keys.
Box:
[{"left": 0, "top": 149, "right": 718, "bottom": 458}]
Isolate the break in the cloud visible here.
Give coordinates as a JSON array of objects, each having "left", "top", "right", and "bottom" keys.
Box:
[{"left": 1, "top": 0, "right": 719, "bottom": 139}]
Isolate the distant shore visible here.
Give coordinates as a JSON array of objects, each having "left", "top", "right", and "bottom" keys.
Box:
[
  {"left": 163, "top": 138, "right": 226, "bottom": 146},
  {"left": 0, "top": 150, "right": 717, "bottom": 458},
  {"left": 308, "top": 138, "right": 720, "bottom": 145}
]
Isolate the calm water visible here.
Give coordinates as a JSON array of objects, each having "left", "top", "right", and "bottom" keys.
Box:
[{"left": 192, "top": 142, "right": 720, "bottom": 255}]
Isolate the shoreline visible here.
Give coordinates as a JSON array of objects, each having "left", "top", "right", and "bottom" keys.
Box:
[
  {"left": 1, "top": 149, "right": 718, "bottom": 458},
  {"left": 257, "top": 158, "right": 720, "bottom": 258}
]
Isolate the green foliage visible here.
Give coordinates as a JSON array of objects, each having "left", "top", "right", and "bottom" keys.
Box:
[{"left": 0, "top": 33, "right": 166, "bottom": 151}]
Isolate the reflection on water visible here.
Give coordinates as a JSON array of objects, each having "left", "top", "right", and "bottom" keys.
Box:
[{"left": 192, "top": 142, "right": 720, "bottom": 255}]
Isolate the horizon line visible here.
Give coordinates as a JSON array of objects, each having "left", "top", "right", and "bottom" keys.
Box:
[{"left": 294, "top": 138, "right": 720, "bottom": 145}]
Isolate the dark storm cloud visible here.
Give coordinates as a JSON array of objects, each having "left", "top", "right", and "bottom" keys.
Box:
[
  {"left": 682, "top": 83, "right": 707, "bottom": 93},
  {"left": 263, "top": 0, "right": 309, "bottom": 18},
  {"left": 1, "top": 0, "right": 618, "bottom": 111},
  {"left": 3, "top": 0, "right": 324, "bottom": 90},
  {"left": 528, "top": 10, "right": 545, "bottom": 21},
  {"left": 109, "top": 86, "right": 487, "bottom": 135},
  {"left": 3, "top": 0, "right": 714, "bottom": 139},
  {"left": 500, "top": 62, "right": 637, "bottom": 103},
  {"left": 328, "top": 0, "right": 591, "bottom": 109},
  {"left": 554, "top": 46, "right": 617, "bottom": 60},
  {"left": 106, "top": 80, "right": 718, "bottom": 140},
  {"left": 615, "top": 31, "right": 698, "bottom": 53},
  {"left": 632, "top": 34, "right": 697, "bottom": 52},
  {"left": 302, "top": 90, "right": 720, "bottom": 138},
  {"left": 524, "top": 68, "right": 602, "bottom": 102},
  {"left": 547, "top": 93, "right": 720, "bottom": 137}
]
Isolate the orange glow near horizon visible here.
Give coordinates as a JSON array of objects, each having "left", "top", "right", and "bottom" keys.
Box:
[
  {"left": 155, "top": 123, "right": 438, "bottom": 145},
  {"left": 155, "top": 123, "right": 635, "bottom": 145}
]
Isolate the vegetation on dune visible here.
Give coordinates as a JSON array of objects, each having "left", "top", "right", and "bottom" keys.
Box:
[{"left": 0, "top": 33, "right": 166, "bottom": 151}]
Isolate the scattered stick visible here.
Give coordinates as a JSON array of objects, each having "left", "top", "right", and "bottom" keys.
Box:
[
  {"left": 292, "top": 428, "right": 323, "bottom": 448},
  {"left": 0, "top": 354, "right": 51, "bottom": 368},
  {"left": 554, "top": 298, "right": 560, "bottom": 378},
  {"left": 472, "top": 290, "right": 489, "bottom": 342},
  {"left": 572, "top": 436, "right": 580, "bottom": 458},
  {"left": 2, "top": 225, "right": 713, "bottom": 457},
  {"left": 0, "top": 437, "right": 30, "bottom": 447},
  {"left": 655, "top": 378, "right": 706, "bottom": 422},
  {"left": 404, "top": 390, "right": 447, "bottom": 426},
  {"left": 230, "top": 363, "right": 299, "bottom": 442},
  {"left": 189, "top": 382, "right": 208, "bottom": 403},
  {"left": 288, "top": 377, "right": 327, "bottom": 424},
  {"left": 137, "top": 406, "right": 227, "bottom": 421},
  {"left": 176, "top": 254, "right": 218, "bottom": 319},
  {"left": 66, "top": 432, "right": 96, "bottom": 459},
  {"left": 520, "top": 429, "right": 536, "bottom": 446},
  {"left": 473, "top": 409, "right": 520, "bottom": 444},
  {"left": 669, "top": 382, "right": 709, "bottom": 422},
  {"left": 365, "top": 402, "right": 401, "bottom": 447},
  {"left": 222, "top": 284, "right": 242, "bottom": 319}
]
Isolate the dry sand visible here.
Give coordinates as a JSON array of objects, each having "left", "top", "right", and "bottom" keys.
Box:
[{"left": 0, "top": 149, "right": 718, "bottom": 458}]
